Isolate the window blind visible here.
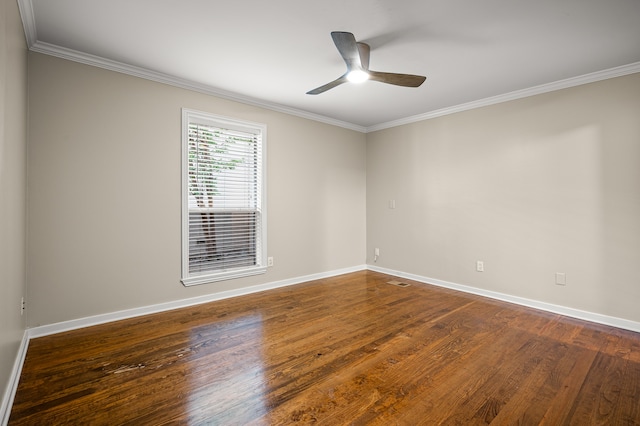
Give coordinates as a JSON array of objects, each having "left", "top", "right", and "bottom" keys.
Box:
[{"left": 182, "top": 110, "right": 265, "bottom": 285}]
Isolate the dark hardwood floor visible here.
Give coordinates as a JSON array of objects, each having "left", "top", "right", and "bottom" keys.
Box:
[{"left": 9, "top": 270, "right": 640, "bottom": 425}]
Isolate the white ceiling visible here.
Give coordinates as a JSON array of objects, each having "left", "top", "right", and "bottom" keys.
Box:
[{"left": 19, "top": 0, "right": 640, "bottom": 132}]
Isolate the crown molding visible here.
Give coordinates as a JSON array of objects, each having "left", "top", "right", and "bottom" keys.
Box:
[
  {"left": 35, "top": 37, "right": 639, "bottom": 135},
  {"left": 19, "top": 0, "right": 640, "bottom": 134},
  {"left": 367, "top": 61, "right": 640, "bottom": 132},
  {"left": 29, "top": 41, "right": 368, "bottom": 133},
  {"left": 16, "top": 0, "right": 37, "bottom": 47}
]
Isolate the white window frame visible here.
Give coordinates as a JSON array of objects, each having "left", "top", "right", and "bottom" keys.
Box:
[{"left": 181, "top": 108, "right": 267, "bottom": 286}]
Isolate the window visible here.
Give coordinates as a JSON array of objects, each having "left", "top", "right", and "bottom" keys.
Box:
[{"left": 181, "top": 109, "right": 266, "bottom": 286}]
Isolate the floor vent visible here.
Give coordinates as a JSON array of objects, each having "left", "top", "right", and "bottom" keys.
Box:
[{"left": 387, "top": 280, "right": 411, "bottom": 287}]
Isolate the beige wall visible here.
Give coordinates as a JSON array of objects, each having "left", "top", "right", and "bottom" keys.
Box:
[
  {"left": 367, "top": 73, "right": 640, "bottom": 323},
  {"left": 0, "top": 0, "right": 27, "bottom": 408},
  {"left": 27, "top": 53, "right": 367, "bottom": 326},
  {"left": 18, "top": 34, "right": 640, "bottom": 332}
]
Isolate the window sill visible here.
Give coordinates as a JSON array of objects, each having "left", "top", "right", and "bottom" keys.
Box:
[{"left": 181, "top": 266, "right": 267, "bottom": 287}]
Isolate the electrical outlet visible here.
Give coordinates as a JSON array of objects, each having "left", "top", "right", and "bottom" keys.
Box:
[
  {"left": 476, "top": 261, "right": 484, "bottom": 272},
  {"left": 267, "top": 257, "right": 274, "bottom": 267},
  {"left": 21, "top": 297, "right": 25, "bottom": 315},
  {"left": 555, "top": 272, "right": 566, "bottom": 286}
]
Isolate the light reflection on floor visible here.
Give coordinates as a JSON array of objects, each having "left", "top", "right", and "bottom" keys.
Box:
[{"left": 186, "top": 313, "right": 268, "bottom": 424}]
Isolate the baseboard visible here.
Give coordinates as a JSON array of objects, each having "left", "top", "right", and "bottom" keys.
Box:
[
  {"left": 2, "top": 265, "right": 365, "bottom": 422},
  {"left": 367, "top": 265, "right": 640, "bottom": 333},
  {"left": 27, "top": 264, "right": 367, "bottom": 339},
  {"left": 1, "top": 331, "right": 29, "bottom": 426},
  {"left": 8, "top": 262, "right": 636, "bottom": 423}
]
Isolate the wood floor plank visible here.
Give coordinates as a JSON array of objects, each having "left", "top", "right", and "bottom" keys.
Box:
[
  {"left": 567, "top": 352, "right": 640, "bottom": 426},
  {"left": 9, "top": 270, "right": 640, "bottom": 425},
  {"left": 538, "top": 347, "right": 598, "bottom": 425},
  {"left": 261, "top": 301, "right": 498, "bottom": 424}
]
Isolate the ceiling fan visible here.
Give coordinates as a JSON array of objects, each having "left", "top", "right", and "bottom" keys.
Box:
[{"left": 306, "top": 31, "right": 426, "bottom": 95}]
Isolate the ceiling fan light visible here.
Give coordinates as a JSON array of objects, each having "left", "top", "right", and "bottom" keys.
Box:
[{"left": 347, "top": 69, "right": 369, "bottom": 84}]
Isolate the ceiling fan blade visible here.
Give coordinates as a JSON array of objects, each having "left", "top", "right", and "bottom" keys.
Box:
[
  {"left": 331, "top": 31, "right": 362, "bottom": 71},
  {"left": 368, "top": 71, "right": 426, "bottom": 88},
  {"left": 306, "top": 74, "right": 348, "bottom": 95},
  {"left": 307, "top": 31, "right": 426, "bottom": 95},
  {"left": 357, "top": 42, "right": 370, "bottom": 70}
]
